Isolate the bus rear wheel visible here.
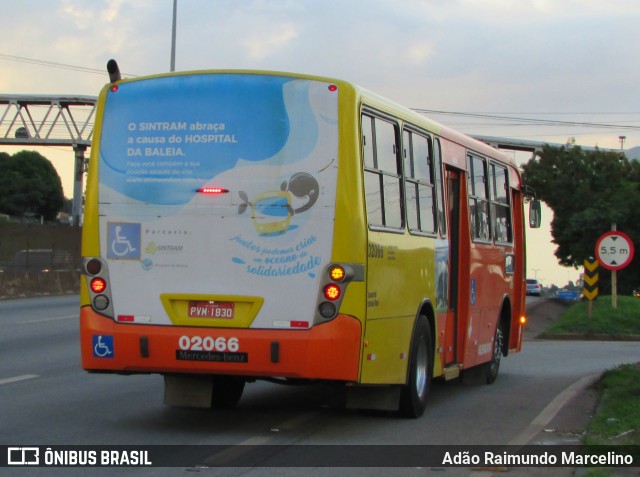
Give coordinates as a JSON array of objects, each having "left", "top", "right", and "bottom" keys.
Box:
[
  {"left": 211, "top": 376, "right": 245, "bottom": 409},
  {"left": 399, "top": 317, "right": 432, "bottom": 418},
  {"left": 483, "top": 323, "right": 503, "bottom": 384}
]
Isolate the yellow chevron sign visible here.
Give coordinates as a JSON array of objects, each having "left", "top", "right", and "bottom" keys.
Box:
[
  {"left": 582, "top": 258, "right": 599, "bottom": 301},
  {"left": 583, "top": 288, "right": 598, "bottom": 301},
  {"left": 584, "top": 272, "right": 599, "bottom": 286},
  {"left": 584, "top": 259, "right": 599, "bottom": 273}
]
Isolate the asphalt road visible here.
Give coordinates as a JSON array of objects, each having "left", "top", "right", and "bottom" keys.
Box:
[{"left": 1, "top": 295, "right": 639, "bottom": 476}]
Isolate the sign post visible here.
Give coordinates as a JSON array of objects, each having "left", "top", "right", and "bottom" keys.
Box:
[{"left": 595, "top": 226, "right": 635, "bottom": 309}]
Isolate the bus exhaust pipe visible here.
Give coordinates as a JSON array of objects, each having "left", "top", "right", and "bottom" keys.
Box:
[{"left": 107, "top": 59, "right": 121, "bottom": 83}]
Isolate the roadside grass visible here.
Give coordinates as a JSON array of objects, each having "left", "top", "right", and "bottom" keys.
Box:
[
  {"left": 583, "top": 363, "right": 640, "bottom": 446},
  {"left": 543, "top": 297, "right": 640, "bottom": 475},
  {"left": 581, "top": 364, "right": 640, "bottom": 476},
  {"left": 543, "top": 296, "right": 640, "bottom": 337}
]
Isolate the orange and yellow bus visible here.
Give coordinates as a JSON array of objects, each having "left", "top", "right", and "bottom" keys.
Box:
[{"left": 80, "top": 63, "right": 540, "bottom": 417}]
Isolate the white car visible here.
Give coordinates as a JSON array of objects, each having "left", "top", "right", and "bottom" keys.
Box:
[{"left": 526, "top": 278, "right": 542, "bottom": 296}]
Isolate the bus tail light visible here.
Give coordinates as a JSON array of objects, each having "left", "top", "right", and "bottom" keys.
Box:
[
  {"left": 90, "top": 277, "right": 107, "bottom": 294},
  {"left": 318, "top": 302, "right": 337, "bottom": 319},
  {"left": 83, "top": 257, "right": 114, "bottom": 317},
  {"left": 329, "top": 265, "right": 346, "bottom": 282},
  {"left": 93, "top": 294, "right": 110, "bottom": 312},
  {"left": 315, "top": 263, "right": 364, "bottom": 324},
  {"left": 196, "top": 186, "right": 229, "bottom": 194},
  {"left": 520, "top": 315, "right": 527, "bottom": 325},
  {"left": 323, "top": 284, "right": 341, "bottom": 301}
]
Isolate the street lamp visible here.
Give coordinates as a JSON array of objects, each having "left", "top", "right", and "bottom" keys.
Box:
[{"left": 170, "top": 0, "right": 177, "bottom": 72}]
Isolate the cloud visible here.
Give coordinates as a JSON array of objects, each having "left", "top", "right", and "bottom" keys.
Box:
[
  {"left": 61, "top": 0, "right": 95, "bottom": 29},
  {"left": 100, "top": 0, "right": 124, "bottom": 22},
  {"left": 61, "top": 0, "right": 126, "bottom": 27},
  {"left": 242, "top": 23, "right": 299, "bottom": 60}
]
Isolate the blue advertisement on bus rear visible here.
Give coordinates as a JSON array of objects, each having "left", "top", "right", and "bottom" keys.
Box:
[
  {"left": 100, "top": 74, "right": 322, "bottom": 205},
  {"left": 98, "top": 73, "right": 339, "bottom": 328}
]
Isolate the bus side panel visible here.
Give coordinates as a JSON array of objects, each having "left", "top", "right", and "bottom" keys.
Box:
[
  {"left": 329, "top": 85, "right": 368, "bottom": 375},
  {"left": 460, "top": 167, "right": 525, "bottom": 368},
  {"left": 466, "top": 242, "right": 513, "bottom": 366},
  {"left": 360, "top": 232, "right": 437, "bottom": 385}
]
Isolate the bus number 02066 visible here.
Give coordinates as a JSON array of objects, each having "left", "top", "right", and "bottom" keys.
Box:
[{"left": 178, "top": 335, "right": 240, "bottom": 352}]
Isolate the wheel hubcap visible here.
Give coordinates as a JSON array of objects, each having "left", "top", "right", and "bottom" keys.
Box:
[{"left": 415, "top": 340, "right": 428, "bottom": 399}]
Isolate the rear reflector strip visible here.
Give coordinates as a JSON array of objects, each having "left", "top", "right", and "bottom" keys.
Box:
[
  {"left": 117, "top": 315, "right": 151, "bottom": 323},
  {"left": 273, "top": 320, "right": 310, "bottom": 329}
]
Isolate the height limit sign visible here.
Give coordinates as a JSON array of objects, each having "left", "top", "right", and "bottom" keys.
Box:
[{"left": 596, "top": 231, "right": 635, "bottom": 271}]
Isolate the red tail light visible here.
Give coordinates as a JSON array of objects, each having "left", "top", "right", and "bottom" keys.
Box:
[
  {"left": 197, "top": 187, "right": 229, "bottom": 194},
  {"left": 90, "top": 277, "right": 107, "bottom": 293},
  {"left": 323, "top": 284, "right": 341, "bottom": 301}
]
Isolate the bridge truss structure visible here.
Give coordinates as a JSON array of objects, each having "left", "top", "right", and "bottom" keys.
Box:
[{"left": 0, "top": 94, "right": 97, "bottom": 225}]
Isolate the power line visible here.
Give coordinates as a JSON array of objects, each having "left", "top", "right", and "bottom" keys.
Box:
[
  {"left": 0, "top": 53, "right": 138, "bottom": 77},
  {"left": 413, "top": 109, "right": 640, "bottom": 131},
  {"left": 430, "top": 111, "right": 640, "bottom": 116}
]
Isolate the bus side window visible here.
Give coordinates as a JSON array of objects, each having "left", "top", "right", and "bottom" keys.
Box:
[
  {"left": 490, "top": 163, "right": 512, "bottom": 243},
  {"left": 362, "top": 112, "right": 403, "bottom": 230},
  {"left": 362, "top": 115, "right": 375, "bottom": 169},
  {"left": 362, "top": 114, "right": 383, "bottom": 225},
  {"left": 468, "top": 155, "right": 490, "bottom": 242},
  {"left": 403, "top": 129, "right": 436, "bottom": 235}
]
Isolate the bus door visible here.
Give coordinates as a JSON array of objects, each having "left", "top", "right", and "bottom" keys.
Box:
[{"left": 443, "top": 168, "right": 461, "bottom": 370}]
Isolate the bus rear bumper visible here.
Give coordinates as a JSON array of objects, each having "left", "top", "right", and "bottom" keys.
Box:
[{"left": 80, "top": 306, "right": 362, "bottom": 382}]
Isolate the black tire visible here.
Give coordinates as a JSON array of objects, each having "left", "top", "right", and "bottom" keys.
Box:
[
  {"left": 399, "top": 316, "right": 432, "bottom": 418},
  {"left": 483, "top": 323, "right": 503, "bottom": 384},
  {"left": 211, "top": 376, "right": 245, "bottom": 409}
]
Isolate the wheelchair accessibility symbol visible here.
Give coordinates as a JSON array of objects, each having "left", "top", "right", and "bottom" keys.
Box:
[
  {"left": 107, "top": 222, "right": 141, "bottom": 260},
  {"left": 93, "top": 335, "right": 114, "bottom": 358}
]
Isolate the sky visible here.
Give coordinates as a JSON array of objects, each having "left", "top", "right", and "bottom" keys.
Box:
[{"left": 2, "top": 0, "right": 640, "bottom": 287}]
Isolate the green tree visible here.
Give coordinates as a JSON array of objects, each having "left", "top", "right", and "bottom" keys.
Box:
[
  {"left": 521, "top": 145, "right": 640, "bottom": 294},
  {"left": 0, "top": 150, "right": 65, "bottom": 221}
]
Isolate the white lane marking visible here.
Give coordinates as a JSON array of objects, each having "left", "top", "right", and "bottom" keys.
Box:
[
  {"left": 0, "top": 374, "right": 39, "bottom": 386},
  {"left": 17, "top": 315, "right": 77, "bottom": 325}
]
